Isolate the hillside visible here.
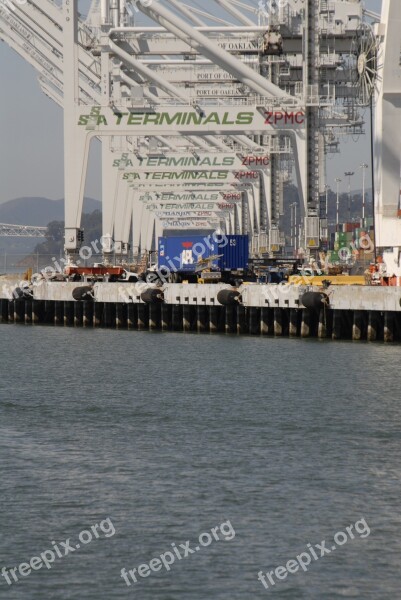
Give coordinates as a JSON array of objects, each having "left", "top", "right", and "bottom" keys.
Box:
[
  {"left": 0, "top": 197, "right": 101, "bottom": 255},
  {"left": 0, "top": 197, "right": 101, "bottom": 226}
]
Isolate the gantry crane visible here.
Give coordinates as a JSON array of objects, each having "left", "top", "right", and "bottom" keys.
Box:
[{"left": 1, "top": 0, "right": 384, "bottom": 266}]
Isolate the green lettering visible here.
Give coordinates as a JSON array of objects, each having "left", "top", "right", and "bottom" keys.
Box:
[
  {"left": 144, "top": 113, "right": 160, "bottom": 125},
  {"left": 236, "top": 112, "right": 254, "bottom": 125},
  {"left": 203, "top": 112, "right": 220, "bottom": 125},
  {"left": 128, "top": 113, "right": 144, "bottom": 125},
  {"left": 186, "top": 113, "right": 203, "bottom": 125},
  {"left": 78, "top": 115, "right": 89, "bottom": 126},
  {"left": 115, "top": 112, "right": 128, "bottom": 125},
  {"left": 159, "top": 112, "right": 183, "bottom": 125},
  {"left": 222, "top": 112, "right": 235, "bottom": 125}
]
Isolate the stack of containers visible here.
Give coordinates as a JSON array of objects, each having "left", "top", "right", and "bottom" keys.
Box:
[
  {"left": 354, "top": 224, "right": 375, "bottom": 257},
  {"left": 334, "top": 231, "right": 352, "bottom": 252},
  {"left": 339, "top": 222, "right": 359, "bottom": 233},
  {"left": 327, "top": 250, "right": 340, "bottom": 263},
  {"left": 330, "top": 220, "right": 375, "bottom": 263}
]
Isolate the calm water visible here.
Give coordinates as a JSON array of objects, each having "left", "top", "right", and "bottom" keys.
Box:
[{"left": 1, "top": 326, "right": 401, "bottom": 599}]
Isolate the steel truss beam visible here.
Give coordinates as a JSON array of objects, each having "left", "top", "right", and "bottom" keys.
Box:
[{"left": 0, "top": 224, "right": 47, "bottom": 238}]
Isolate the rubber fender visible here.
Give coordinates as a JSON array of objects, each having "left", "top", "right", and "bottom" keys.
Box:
[
  {"left": 141, "top": 288, "right": 164, "bottom": 304},
  {"left": 300, "top": 291, "right": 329, "bottom": 310},
  {"left": 217, "top": 289, "right": 241, "bottom": 306},
  {"left": 72, "top": 286, "right": 94, "bottom": 301},
  {"left": 13, "top": 286, "right": 33, "bottom": 300}
]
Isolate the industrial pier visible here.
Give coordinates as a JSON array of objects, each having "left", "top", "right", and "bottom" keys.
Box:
[
  {"left": 2, "top": 1, "right": 401, "bottom": 279},
  {"left": 2, "top": 282, "right": 401, "bottom": 343},
  {"left": 2, "top": 0, "right": 401, "bottom": 330}
]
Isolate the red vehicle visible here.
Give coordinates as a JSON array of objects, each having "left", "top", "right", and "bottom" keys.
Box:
[{"left": 64, "top": 265, "right": 139, "bottom": 282}]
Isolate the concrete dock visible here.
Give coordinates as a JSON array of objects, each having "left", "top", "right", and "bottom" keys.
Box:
[{"left": 1, "top": 278, "right": 401, "bottom": 342}]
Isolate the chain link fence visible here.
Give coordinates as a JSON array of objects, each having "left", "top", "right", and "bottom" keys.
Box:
[
  {"left": 0, "top": 253, "right": 101, "bottom": 276},
  {"left": 0, "top": 252, "right": 148, "bottom": 276}
]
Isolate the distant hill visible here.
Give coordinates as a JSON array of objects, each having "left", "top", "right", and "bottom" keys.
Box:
[
  {"left": 0, "top": 197, "right": 101, "bottom": 226},
  {"left": 0, "top": 197, "right": 101, "bottom": 256}
]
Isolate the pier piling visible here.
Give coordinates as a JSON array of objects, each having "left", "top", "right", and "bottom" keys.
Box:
[
  {"left": 161, "top": 304, "right": 171, "bottom": 331},
  {"left": 83, "top": 301, "right": 93, "bottom": 327},
  {"left": 249, "top": 307, "right": 260, "bottom": 335},
  {"left": 24, "top": 300, "right": 32, "bottom": 324},
  {"left": 149, "top": 303, "right": 161, "bottom": 330},
  {"left": 384, "top": 311, "right": 395, "bottom": 343}
]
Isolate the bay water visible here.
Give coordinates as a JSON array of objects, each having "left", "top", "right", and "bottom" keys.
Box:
[{"left": 1, "top": 326, "right": 401, "bottom": 599}]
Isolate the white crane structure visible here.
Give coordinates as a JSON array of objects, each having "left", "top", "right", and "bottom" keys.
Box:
[
  {"left": 1, "top": 0, "right": 399, "bottom": 276},
  {"left": 374, "top": 0, "right": 401, "bottom": 276}
]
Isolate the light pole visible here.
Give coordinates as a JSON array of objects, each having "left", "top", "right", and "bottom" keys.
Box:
[
  {"left": 359, "top": 163, "right": 369, "bottom": 226},
  {"left": 335, "top": 178, "right": 342, "bottom": 229},
  {"left": 325, "top": 184, "right": 330, "bottom": 218},
  {"left": 344, "top": 171, "right": 354, "bottom": 223},
  {"left": 294, "top": 203, "right": 297, "bottom": 251},
  {"left": 290, "top": 202, "right": 297, "bottom": 251}
]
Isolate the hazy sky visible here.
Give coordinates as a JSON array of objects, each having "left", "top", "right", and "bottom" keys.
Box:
[{"left": 0, "top": 0, "right": 382, "bottom": 205}]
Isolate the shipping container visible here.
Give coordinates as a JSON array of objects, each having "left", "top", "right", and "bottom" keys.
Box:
[
  {"left": 335, "top": 232, "right": 347, "bottom": 242},
  {"left": 334, "top": 238, "right": 349, "bottom": 252},
  {"left": 158, "top": 235, "right": 215, "bottom": 273},
  {"left": 218, "top": 235, "right": 249, "bottom": 271},
  {"left": 157, "top": 234, "right": 249, "bottom": 278},
  {"left": 338, "top": 222, "right": 359, "bottom": 233}
]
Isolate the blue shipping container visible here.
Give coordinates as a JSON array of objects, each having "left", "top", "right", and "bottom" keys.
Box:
[
  {"left": 218, "top": 235, "right": 249, "bottom": 271},
  {"left": 158, "top": 235, "right": 248, "bottom": 273}
]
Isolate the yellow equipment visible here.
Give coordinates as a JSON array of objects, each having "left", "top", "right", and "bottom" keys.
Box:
[{"left": 287, "top": 275, "right": 366, "bottom": 286}]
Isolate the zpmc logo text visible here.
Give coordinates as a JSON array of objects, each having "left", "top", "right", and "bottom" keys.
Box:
[
  {"left": 234, "top": 171, "right": 259, "bottom": 179},
  {"left": 265, "top": 111, "right": 305, "bottom": 125},
  {"left": 242, "top": 156, "right": 270, "bottom": 166}
]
